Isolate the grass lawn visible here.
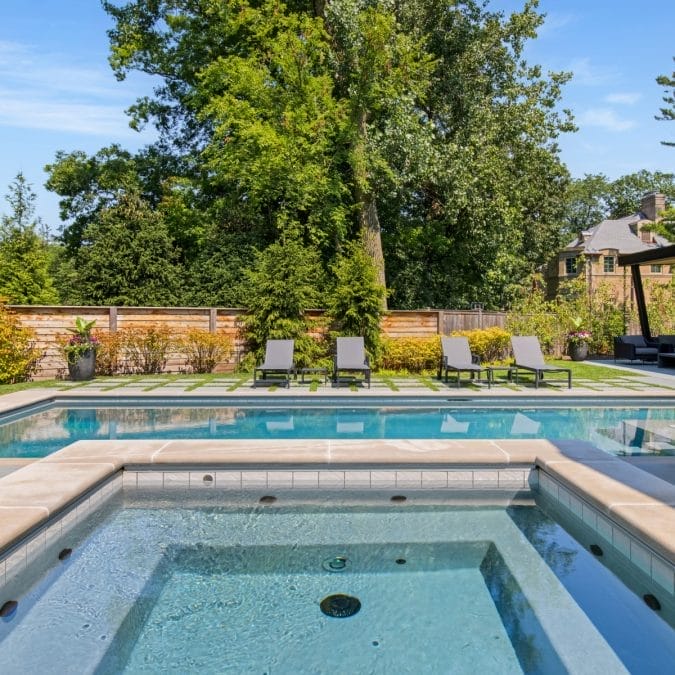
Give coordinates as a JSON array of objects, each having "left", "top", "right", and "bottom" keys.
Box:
[
  {"left": 0, "top": 360, "right": 655, "bottom": 397},
  {"left": 545, "top": 360, "right": 644, "bottom": 380}
]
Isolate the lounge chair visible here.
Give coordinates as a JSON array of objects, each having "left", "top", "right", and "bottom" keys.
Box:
[
  {"left": 511, "top": 336, "right": 571, "bottom": 389},
  {"left": 333, "top": 337, "right": 371, "bottom": 388},
  {"left": 438, "top": 336, "right": 486, "bottom": 388},
  {"left": 613, "top": 335, "right": 659, "bottom": 363},
  {"left": 253, "top": 339, "right": 295, "bottom": 388}
]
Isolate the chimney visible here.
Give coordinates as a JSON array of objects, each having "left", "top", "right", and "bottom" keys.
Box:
[{"left": 640, "top": 192, "right": 666, "bottom": 221}]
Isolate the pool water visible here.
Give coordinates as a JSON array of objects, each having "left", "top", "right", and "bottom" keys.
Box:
[
  {"left": 0, "top": 492, "right": 673, "bottom": 673},
  {"left": 1, "top": 401, "right": 675, "bottom": 458}
]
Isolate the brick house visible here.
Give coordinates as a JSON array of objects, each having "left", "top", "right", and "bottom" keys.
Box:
[{"left": 547, "top": 192, "right": 672, "bottom": 308}]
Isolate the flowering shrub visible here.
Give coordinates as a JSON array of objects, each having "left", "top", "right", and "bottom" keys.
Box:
[
  {"left": 121, "top": 324, "right": 174, "bottom": 374},
  {"left": 93, "top": 330, "right": 124, "bottom": 376},
  {"left": 0, "top": 302, "right": 42, "bottom": 383},
  {"left": 566, "top": 330, "right": 592, "bottom": 347},
  {"left": 451, "top": 327, "right": 512, "bottom": 363},
  {"left": 378, "top": 336, "right": 441, "bottom": 372},
  {"left": 179, "top": 329, "right": 233, "bottom": 374},
  {"left": 61, "top": 317, "right": 99, "bottom": 364}
]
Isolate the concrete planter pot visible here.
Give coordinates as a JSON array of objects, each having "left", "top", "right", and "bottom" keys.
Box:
[
  {"left": 568, "top": 342, "right": 589, "bottom": 362},
  {"left": 67, "top": 349, "right": 96, "bottom": 381}
]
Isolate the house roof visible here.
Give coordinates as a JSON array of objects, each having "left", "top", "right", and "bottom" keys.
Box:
[
  {"left": 619, "top": 243, "right": 675, "bottom": 267},
  {"left": 563, "top": 212, "right": 671, "bottom": 255}
]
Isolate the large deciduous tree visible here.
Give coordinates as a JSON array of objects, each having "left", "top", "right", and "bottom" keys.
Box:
[{"left": 45, "top": 0, "right": 574, "bottom": 310}]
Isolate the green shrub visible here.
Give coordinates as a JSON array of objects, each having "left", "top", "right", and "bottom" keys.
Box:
[
  {"left": 451, "top": 327, "right": 512, "bottom": 363},
  {"left": 378, "top": 336, "right": 441, "bottom": 373},
  {"left": 93, "top": 330, "right": 124, "bottom": 376},
  {"left": 0, "top": 302, "right": 42, "bottom": 383},
  {"left": 180, "top": 329, "right": 233, "bottom": 374},
  {"left": 121, "top": 324, "right": 174, "bottom": 374},
  {"left": 241, "top": 238, "right": 326, "bottom": 368},
  {"left": 505, "top": 280, "right": 561, "bottom": 355},
  {"left": 325, "top": 241, "right": 386, "bottom": 360}
]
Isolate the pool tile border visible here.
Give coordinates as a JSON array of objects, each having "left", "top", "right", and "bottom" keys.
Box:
[
  {"left": 536, "top": 468, "right": 675, "bottom": 598},
  {"left": 120, "top": 467, "right": 532, "bottom": 492},
  {"left": 0, "top": 473, "right": 123, "bottom": 590},
  {"left": 0, "top": 436, "right": 674, "bottom": 598}
]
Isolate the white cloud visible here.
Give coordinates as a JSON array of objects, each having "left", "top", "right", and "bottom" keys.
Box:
[
  {"left": 0, "top": 40, "right": 148, "bottom": 136},
  {"left": 0, "top": 91, "right": 139, "bottom": 136},
  {"left": 578, "top": 108, "right": 636, "bottom": 132},
  {"left": 568, "top": 57, "right": 617, "bottom": 86},
  {"left": 605, "top": 92, "right": 642, "bottom": 105},
  {"left": 537, "top": 12, "right": 577, "bottom": 37}
]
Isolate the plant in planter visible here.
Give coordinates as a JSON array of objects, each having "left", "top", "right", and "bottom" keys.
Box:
[
  {"left": 62, "top": 317, "right": 99, "bottom": 380},
  {"left": 566, "top": 317, "right": 592, "bottom": 361}
]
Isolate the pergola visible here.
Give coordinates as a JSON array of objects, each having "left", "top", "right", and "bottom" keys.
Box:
[{"left": 618, "top": 244, "right": 675, "bottom": 339}]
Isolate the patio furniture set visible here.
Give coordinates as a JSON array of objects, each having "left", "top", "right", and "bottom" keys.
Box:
[
  {"left": 254, "top": 335, "right": 573, "bottom": 389},
  {"left": 613, "top": 334, "right": 675, "bottom": 368}
]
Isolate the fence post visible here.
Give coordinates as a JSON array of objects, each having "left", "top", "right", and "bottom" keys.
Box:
[
  {"left": 209, "top": 308, "right": 217, "bottom": 333},
  {"left": 109, "top": 306, "right": 117, "bottom": 333}
]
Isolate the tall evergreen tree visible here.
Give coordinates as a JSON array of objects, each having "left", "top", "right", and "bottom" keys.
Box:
[
  {"left": 656, "top": 57, "right": 674, "bottom": 146},
  {"left": 0, "top": 173, "right": 58, "bottom": 304},
  {"left": 73, "top": 192, "right": 183, "bottom": 305}
]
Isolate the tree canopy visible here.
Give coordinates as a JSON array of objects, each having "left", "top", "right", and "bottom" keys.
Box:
[
  {"left": 0, "top": 173, "right": 58, "bottom": 304},
  {"left": 656, "top": 56, "right": 674, "bottom": 146},
  {"left": 45, "top": 0, "right": 575, "bottom": 310}
]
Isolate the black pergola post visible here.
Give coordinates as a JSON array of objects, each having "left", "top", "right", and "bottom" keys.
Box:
[
  {"left": 619, "top": 244, "right": 675, "bottom": 340},
  {"left": 630, "top": 264, "right": 651, "bottom": 340}
]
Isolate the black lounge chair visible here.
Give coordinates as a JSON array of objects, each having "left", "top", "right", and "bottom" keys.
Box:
[
  {"left": 613, "top": 335, "right": 659, "bottom": 363},
  {"left": 438, "top": 336, "right": 486, "bottom": 387},
  {"left": 333, "top": 337, "right": 371, "bottom": 388},
  {"left": 511, "top": 336, "right": 571, "bottom": 389},
  {"left": 253, "top": 339, "right": 295, "bottom": 388}
]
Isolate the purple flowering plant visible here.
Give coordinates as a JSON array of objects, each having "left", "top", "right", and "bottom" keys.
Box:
[
  {"left": 62, "top": 317, "right": 99, "bottom": 363},
  {"left": 566, "top": 317, "right": 591, "bottom": 347}
]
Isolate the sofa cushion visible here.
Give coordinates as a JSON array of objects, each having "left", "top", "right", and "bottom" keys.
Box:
[{"left": 619, "top": 335, "right": 647, "bottom": 347}]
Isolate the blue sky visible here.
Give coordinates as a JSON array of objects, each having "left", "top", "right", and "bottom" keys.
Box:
[{"left": 0, "top": 0, "right": 673, "bottom": 231}]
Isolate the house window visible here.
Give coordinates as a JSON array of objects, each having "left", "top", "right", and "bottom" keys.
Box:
[
  {"left": 603, "top": 256, "right": 615, "bottom": 273},
  {"left": 565, "top": 257, "right": 577, "bottom": 274},
  {"left": 651, "top": 264, "right": 662, "bottom": 273}
]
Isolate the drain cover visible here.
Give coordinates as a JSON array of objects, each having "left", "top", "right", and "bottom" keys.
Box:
[
  {"left": 322, "top": 556, "right": 348, "bottom": 572},
  {"left": 320, "top": 594, "right": 361, "bottom": 618}
]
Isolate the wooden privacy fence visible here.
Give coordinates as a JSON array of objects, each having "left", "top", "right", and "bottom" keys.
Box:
[{"left": 9, "top": 305, "right": 506, "bottom": 379}]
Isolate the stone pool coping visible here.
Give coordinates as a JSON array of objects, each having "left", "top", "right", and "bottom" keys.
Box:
[{"left": 0, "top": 436, "right": 673, "bottom": 567}]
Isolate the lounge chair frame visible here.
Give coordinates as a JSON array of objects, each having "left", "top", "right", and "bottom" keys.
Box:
[
  {"left": 333, "top": 337, "right": 371, "bottom": 388},
  {"left": 511, "top": 336, "right": 571, "bottom": 389},
  {"left": 438, "top": 336, "right": 487, "bottom": 388},
  {"left": 253, "top": 339, "right": 295, "bottom": 388}
]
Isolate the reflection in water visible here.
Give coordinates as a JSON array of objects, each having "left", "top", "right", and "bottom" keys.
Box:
[
  {"left": 508, "top": 504, "right": 675, "bottom": 672},
  {"left": 64, "top": 409, "right": 101, "bottom": 438},
  {"left": 0, "top": 405, "right": 674, "bottom": 459},
  {"left": 440, "top": 414, "right": 470, "bottom": 433}
]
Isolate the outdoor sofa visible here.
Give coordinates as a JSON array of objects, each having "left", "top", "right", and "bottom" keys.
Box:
[{"left": 613, "top": 335, "right": 659, "bottom": 364}]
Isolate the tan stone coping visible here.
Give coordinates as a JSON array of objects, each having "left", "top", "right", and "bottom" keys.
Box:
[{"left": 0, "top": 438, "right": 673, "bottom": 565}]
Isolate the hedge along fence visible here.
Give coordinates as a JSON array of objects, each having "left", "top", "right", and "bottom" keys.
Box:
[{"left": 9, "top": 305, "right": 507, "bottom": 379}]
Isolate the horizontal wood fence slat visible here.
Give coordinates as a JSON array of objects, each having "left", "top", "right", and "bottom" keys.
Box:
[{"left": 8, "top": 305, "right": 506, "bottom": 379}]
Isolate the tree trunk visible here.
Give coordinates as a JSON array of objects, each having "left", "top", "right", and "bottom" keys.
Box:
[
  {"left": 355, "top": 187, "right": 387, "bottom": 299},
  {"left": 353, "top": 112, "right": 387, "bottom": 308}
]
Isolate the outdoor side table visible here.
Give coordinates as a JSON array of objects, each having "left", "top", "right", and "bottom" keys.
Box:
[
  {"left": 299, "top": 367, "right": 328, "bottom": 384},
  {"left": 486, "top": 365, "right": 515, "bottom": 387}
]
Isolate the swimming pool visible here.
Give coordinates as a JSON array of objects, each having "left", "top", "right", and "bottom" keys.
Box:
[
  {"left": 1, "top": 397, "right": 675, "bottom": 458},
  {"left": 0, "top": 489, "right": 673, "bottom": 673}
]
